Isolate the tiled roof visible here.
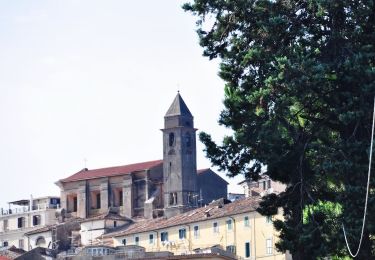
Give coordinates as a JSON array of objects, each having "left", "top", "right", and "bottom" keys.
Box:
[
  {"left": 80, "top": 212, "right": 132, "bottom": 223},
  {"left": 104, "top": 197, "right": 260, "bottom": 238},
  {"left": 59, "top": 159, "right": 218, "bottom": 183},
  {"left": 25, "top": 218, "right": 83, "bottom": 236},
  {"left": 59, "top": 160, "right": 163, "bottom": 183},
  {"left": 24, "top": 225, "right": 55, "bottom": 236}
]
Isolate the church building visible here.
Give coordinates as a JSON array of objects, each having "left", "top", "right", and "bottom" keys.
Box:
[{"left": 55, "top": 93, "right": 228, "bottom": 220}]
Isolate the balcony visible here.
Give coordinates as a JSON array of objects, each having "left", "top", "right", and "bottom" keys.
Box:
[{"left": 0, "top": 203, "right": 60, "bottom": 217}]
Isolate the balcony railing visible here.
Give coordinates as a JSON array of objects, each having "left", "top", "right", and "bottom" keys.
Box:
[{"left": 0, "top": 203, "right": 60, "bottom": 216}]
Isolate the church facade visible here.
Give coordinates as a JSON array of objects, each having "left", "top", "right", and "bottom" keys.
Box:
[{"left": 55, "top": 93, "right": 228, "bottom": 220}]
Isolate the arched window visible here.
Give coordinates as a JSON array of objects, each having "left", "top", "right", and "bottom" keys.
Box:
[
  {"left": 169, "top": 132, "right": 175, "bottom": 146},
  {"left": 35, "top": 236, "right": 46, "bottom": 247}
]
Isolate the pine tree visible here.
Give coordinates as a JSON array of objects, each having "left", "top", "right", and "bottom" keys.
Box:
[{"left": 183, "top": 0, "right": 375, "bottom": 258}]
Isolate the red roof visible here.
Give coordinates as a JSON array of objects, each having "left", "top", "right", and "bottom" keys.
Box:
[
  {"left": 0, "top": 257, "right": 12, "bottom": 260},
  {"left": 59, "top": 160, "right": 163, "bottom": 183}
]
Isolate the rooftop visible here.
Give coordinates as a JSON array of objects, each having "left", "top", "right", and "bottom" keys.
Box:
[
  {"left": 58, "top": 159, "right": 220, "bottom": 183},
  {"left": 165, "top": 92, "right": 193, "bottom": 118},
  {"left": 59, "top": 159, "right": 164, "bottom": 183},
  {"left": 104, "top": 197, "right": 260, "bottom": 238}
]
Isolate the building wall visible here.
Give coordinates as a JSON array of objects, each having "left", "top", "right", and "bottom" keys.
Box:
[
  {"left": 27, "top": 230, "right": 52, "bottom": 250},
  {"left": 0, "top": 209, "right": 57, "bottom": 250},
  {"left": 112, "top": 211, "right": 286, "bottom": 260},
  {"left": 80, "top": 220, "right": 106, "bottom": 246},
  {"left": 197, "top": 170, "right": 228, "bottom": 205}
]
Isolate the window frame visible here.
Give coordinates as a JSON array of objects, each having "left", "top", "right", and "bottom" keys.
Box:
[
  {"left": 244, "top": 216, "right": 250, "bottom": 227},
  {"left": 226, "top": 219, "right": 233, "bottom": 231},
  {"left": 160, "top": 231, "right": 168, "bottom": 242},
  {"left": 213, "top": 222, "right": 219, "bottom": 233},
  {"left": 178, "top": 228, "right": 187, "bottom": 240},
  {"left": 266, "top": 238, "right": 273, "bottom": 255},
  {"left": 245, "top": 241, "right": 251, "bottom": 258},
  {"left": 193, "top": 225, "right": 199, "bottom": 239},
  {"left": 149, "top": 234, "right": 154, "bottom": 244}
]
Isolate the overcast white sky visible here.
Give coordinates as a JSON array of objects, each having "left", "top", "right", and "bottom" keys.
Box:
[{"left": 0, "top": 0, "right": 244, "bottom": 208}]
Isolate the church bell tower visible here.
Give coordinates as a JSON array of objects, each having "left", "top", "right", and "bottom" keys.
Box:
[{"left": 162, "top": 92, "right": 198, "bottom": 218}]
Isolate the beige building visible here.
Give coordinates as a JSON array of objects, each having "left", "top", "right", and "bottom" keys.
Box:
[
  {"left": 103, "top": 197, "right": 291, "bottom": 260},
  {"left": 239, "top": 175, "right": 286, "bottom": 198},
  {"left": 0, "top": 196, "right": 60, "bottom": 250}
]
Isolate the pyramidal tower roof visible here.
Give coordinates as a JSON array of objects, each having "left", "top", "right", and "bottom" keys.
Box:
[{"left": 165, "top": 92, "right": 193, "bottom": 117}]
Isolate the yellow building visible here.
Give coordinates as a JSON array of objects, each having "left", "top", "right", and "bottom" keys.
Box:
[{"left": 103, "top": 197, "right": 291, "bottom": 260}]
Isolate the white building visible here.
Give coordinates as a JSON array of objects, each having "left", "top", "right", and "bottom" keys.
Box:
[
  {"left": 0, "top": 196, "right": 60, "bottom": 250},
  {"left": 239, "top": 175, "right": 287, "bottom": 198}
]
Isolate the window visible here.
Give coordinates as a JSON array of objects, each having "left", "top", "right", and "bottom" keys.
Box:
[
  {"left": 169, "top": 132, "right": 175, "bottom": 146},
  {"left": 19, "top": 239, "right": 24, "bottom": 250},
  {"left": 266, "top": 216, "right": 273, "bottom": 224},
  {"left": 169, "top": 192, "right": 177, "bottom": 205},
  {"left": 226, "top": 245, "right": 236, "bottom": 254},
  {"left": 36, "top": 236, "right": 46, "bottom": 247},
  {"left": 263, "top": 181, "right": 267, "bottom": 190},
  {"left": 213, "top": 222, "right": 219, "bottom": 233},
  {"left": 122, "top": 239, "right": 126, "bottom": 245},
  {"left": 119, "top": 190, "right": 123, "bottom": 206},
  {"left": 3, "top": 241, "right": 8, "bottom": 247},
  {"left": 3, "top": 220, "right": 8, "bottom": 231},
  {"left": 267, "top": 180, "right": 271, "bottom": 189},
  {"left": 149, "top": 234, "right": 154, "bottom": 244},
  {"left": 244, "top": 216, "right": 250, "bottom": 227},
  {"left": 161, "top": 232, "right": 168, "bottom": 242},
  {"left": 96, "top": 193, "right": 101, "bottom": 209},
  {"left": 73, "top": 196, "right": 78, "bottom": 212},
  {"left": 17, "top": 217, "right": 25, "bottom": 228},
  {"left": 179, "top": 228, "right": 186, "bottom": 239},
  {"left": 266, "top": 238, "right": 273, "bottom": 255},
  {"left": 134, "top": 236, "right": 139, "bottom": 246},
  {"left": 245, "top": 242, "right": 251, "bottom": 258},
  {"left": 114, "top": 221, "right": 117, "bottom": 228},
  {"left": 33, "top": 215, "right": 41, "bottom": 226},
  {"left": 193, "top": 225, "right": 199, "bottom": 239},
  {"left": 226, "top": 219, "right": 233, "bottom": 231}
]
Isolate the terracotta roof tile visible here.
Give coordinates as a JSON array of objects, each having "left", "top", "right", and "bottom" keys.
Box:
[
  {"left": 59, "top": 159, "right": 219, "bottom": 183},
  {"left": 104, "top": 197, "right": 260, "bottom": 238},
  {"left": 81, "top": 212, "right": 132, "bottom": 223},
  {"left": 59, "top": 160, "right": 163, "bottom": 183}
]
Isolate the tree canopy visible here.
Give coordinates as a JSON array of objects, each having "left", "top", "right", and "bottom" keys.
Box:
[{"left": 183, "top": 0, "right": 375, "bottom": 259}]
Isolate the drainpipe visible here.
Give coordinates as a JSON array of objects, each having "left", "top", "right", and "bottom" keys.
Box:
[
  {"left": 154, "top": 230, "right": 159, "bottom": 251},
  {"left": 184, "top": 224, "right": 192, "bottom": 252},
  {"left": 228, "top": 216, "right": 236, "bottom": 253},
  {"left": 253, "top": 213, "right": 256, "bottom": 259}
]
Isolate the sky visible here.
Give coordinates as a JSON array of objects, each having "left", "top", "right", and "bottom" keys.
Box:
[{"left": 0, "top": 0, "right": 245, "bottom": 208}]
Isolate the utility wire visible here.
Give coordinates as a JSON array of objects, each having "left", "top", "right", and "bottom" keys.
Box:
[{"left": 342, "top": 96, "right": 375, "bottom": 258}]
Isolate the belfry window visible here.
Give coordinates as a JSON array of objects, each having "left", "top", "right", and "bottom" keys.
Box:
[
  {"left": 169, "top": 192, "right": 177, "bottom": 205},
  {"left": 169, "top": 132, "right": 175, "bottom": 146}
]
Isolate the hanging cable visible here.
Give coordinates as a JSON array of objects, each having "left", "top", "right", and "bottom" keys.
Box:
[{"left": 342, "top": 96, "right": 375, "bottom": 258}]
